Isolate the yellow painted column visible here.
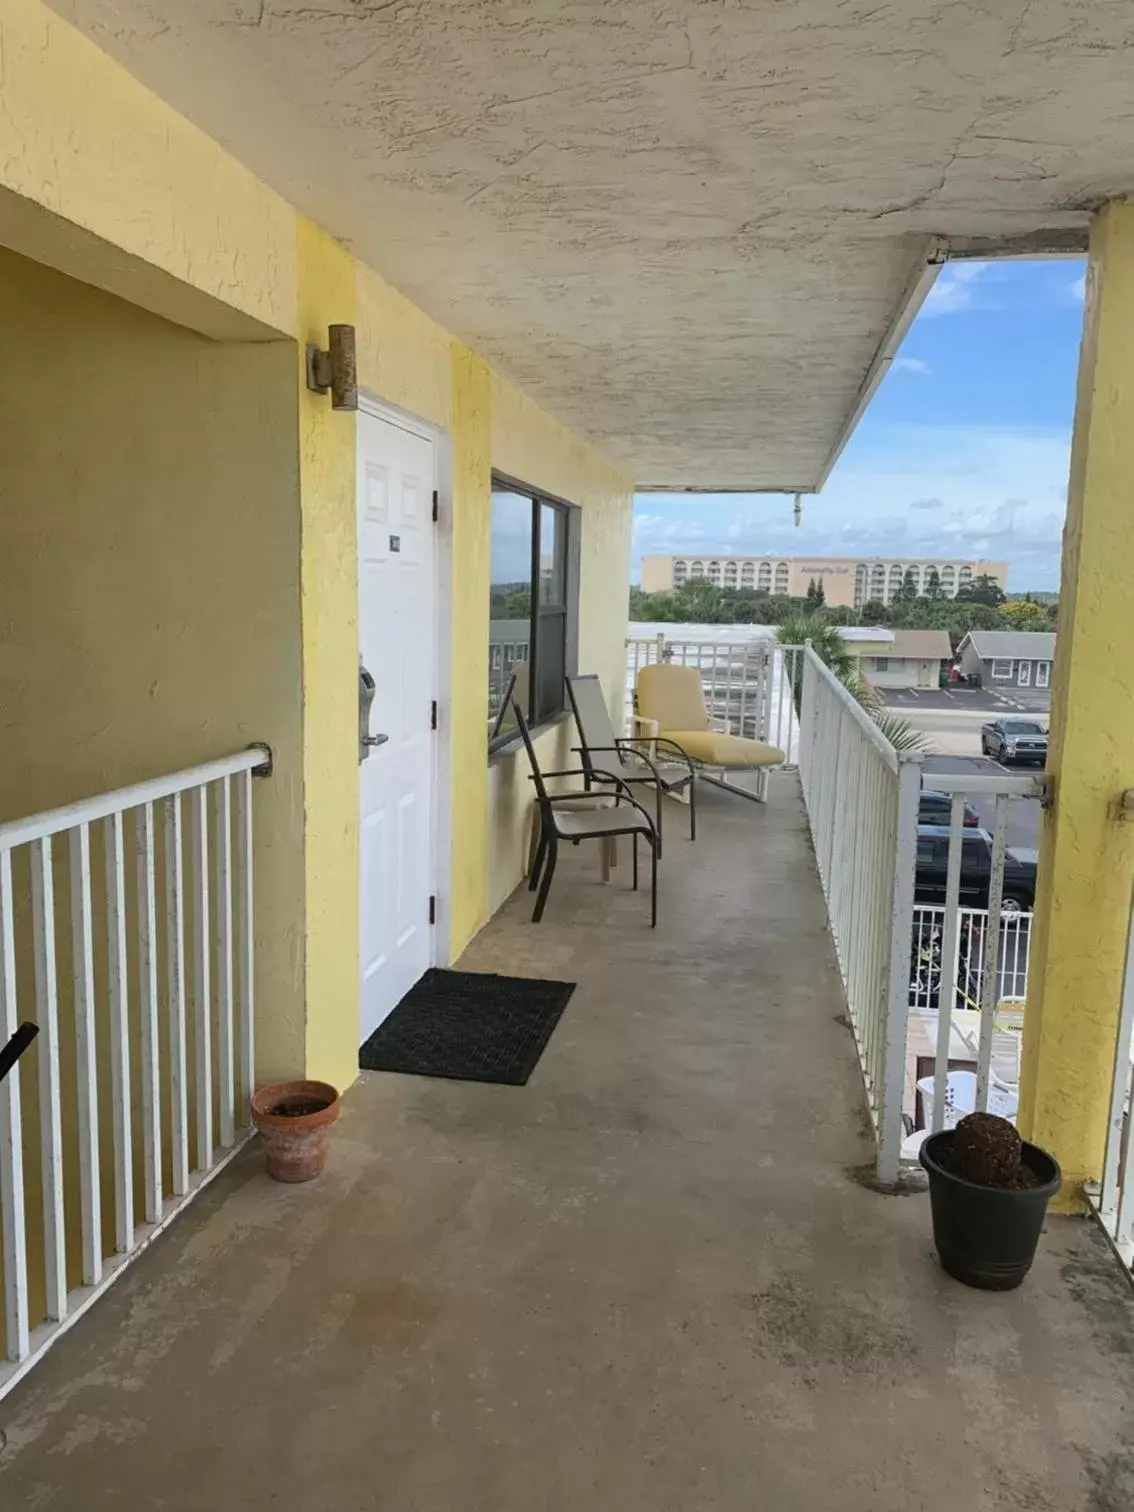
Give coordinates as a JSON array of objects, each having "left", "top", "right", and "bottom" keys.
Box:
[
  {"left": 448, "top": 342, "right": 493, "bottom": 960},
  {"left": 295, "top": 215, "right": 361, "bottom": 1094},
  {"left": 1018, "top": 202, "right": 1134, "bottom": 1207}
]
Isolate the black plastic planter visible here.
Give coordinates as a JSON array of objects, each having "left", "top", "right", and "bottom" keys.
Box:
[{"left": 920, "top": 1130, "right": 1062, "bottom": 1291}]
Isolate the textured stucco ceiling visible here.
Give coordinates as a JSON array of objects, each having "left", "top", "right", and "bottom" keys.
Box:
[{"left": 44, "top": 1, "right": 1134, "bottom": 487}]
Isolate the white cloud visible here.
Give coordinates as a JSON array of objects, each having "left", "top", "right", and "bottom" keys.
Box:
[
  {"left": 1070, "top": 273, "right": 1086, "bottom": 302},
  {"left": 633, "top": 423, "right": 1071, "bottom": 590},
  {"left": 921, "top": 261, "right": 990, "bottom": 317},
  {"left": 892, "top": 356, "right": 931, "bottom": 374}
]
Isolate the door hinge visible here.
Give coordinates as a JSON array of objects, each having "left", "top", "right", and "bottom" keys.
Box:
[
  {"left": 431, "top": 699, "right": 438, "bottom": 731},
  {"left": 428, "top": 895, "right": 437, "bottom": 925},
  {"left": 431, "top": 489, "right": 439, "bottom": 523}
]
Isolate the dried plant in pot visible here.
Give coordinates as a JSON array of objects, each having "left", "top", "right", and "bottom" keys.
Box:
[
  {"left": 251, "top": 1081, "right": 340, "bottom": 1183},
  {"left": 919, "top": 1111, "right": 1061, "bottom": 1291}
]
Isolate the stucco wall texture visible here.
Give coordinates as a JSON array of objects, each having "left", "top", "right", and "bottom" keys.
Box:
[
  {"left": 1018, "top": 203, "right": 1134, "bottom": 1202},
  {"left": 0, "top": 0, "right": 634, "bottom": 1097}
]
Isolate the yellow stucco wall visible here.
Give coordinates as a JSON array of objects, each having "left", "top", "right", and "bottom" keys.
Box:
[
  {"left": 0, "top": 0, "right": 294, "bottom": 338},
  {"left": 0, "top": 0, "right": 634, "bottom": 1105},
  {"left": 1018, "top": 203, "right": 1134, "bottom": 1205},
  {"left": 295, "top": 219, "right": 362, "bottom": 1095},
  {"left": 0, "top": 246, "right": 307, "bottom": 1349},
  {"left": 449, "top": 345, "right": 495, "bottom": 956}
]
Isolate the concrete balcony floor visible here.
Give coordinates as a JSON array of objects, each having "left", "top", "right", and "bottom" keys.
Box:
[{"left": 2, "top": 778, "right": 1133, "bottom": 1510}]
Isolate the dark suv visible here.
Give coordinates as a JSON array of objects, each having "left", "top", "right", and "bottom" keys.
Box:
[
  {"left": 915, "top": 825, "right": 1036, "bottom": 911},
  {"left": 918, "top": 789, "right": 979, "bottom": 828},
  {"left": 980, "top": 718, "right": 1048, "bottom": 766}
]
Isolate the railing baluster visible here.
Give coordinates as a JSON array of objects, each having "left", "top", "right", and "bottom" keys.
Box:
[
  {"left": 932, "top": 795, "right": 967, "bottom": 1132},
  {"left": 165, "top": 794, "right": 189, "bottom": 1196},
  {"left": 190, "top": 785, "right": 213, "bottom": 1172},
  {"left": 0, "top": 746, "right": 266, "bottom": 1402},
  {"left": 105, "top": 811, "right": 134, "bottom": 1253},
  {"left": 30, "top": 837, "right": 66, "bottom": 1320},
  {"left": 214, "top": 776, "right": 235, "bottom": 1149},
  {"left": 135, "top": 803, "right": 162, "bottom": 1224},
  {"left": 976, "top": 793, "right": 1009, "bottom": 1113},
  {"left": 1100, "top": 877, "right": 1134, "bottom": 1218},
  {"left": 0, "top": 849, "right": 30, "bottom": 1361},
  {"left": 236, "top": 769, "right": 255, "bottom": 1125},
  {"left": 69, "top": 822, "right": 102, "bottom": 1286}
]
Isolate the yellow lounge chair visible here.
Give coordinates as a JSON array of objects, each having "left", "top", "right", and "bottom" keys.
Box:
[{"left": 634, "top": 662, "right": 785, "bottom": 803}]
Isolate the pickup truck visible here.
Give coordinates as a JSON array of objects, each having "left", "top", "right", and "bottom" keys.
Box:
[
  {"left": 979, "top": 717, "right": 1048, "bottom": 766},
  {"left": 915, "top": 825, "right": 1037, "bottom": 912}
]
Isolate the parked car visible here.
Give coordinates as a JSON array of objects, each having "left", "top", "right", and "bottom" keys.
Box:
[
  {"left": 918, "top": 789, "right": 980, "bottom": 828},
  {"left": 980, "top": 717, "right": 1048, "bottom": 766},
  {"left": 915, "top": 825, "right": 1037, "bottom": 912}
]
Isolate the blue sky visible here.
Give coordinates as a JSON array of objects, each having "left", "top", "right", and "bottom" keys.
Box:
[{"left": 633, "top": 258, "right": 1087, "bottom": 592}]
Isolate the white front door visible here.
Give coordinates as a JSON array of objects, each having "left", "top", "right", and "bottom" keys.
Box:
[
  {"left": 357, "top": 410, "right": 438, "bottom": 1042},
  {"left": 1036, "top": 661, "right": 1051, "bottom": 689},
  {"left": 1017, "top": 661, "right": 1032, "bottom": 687}
]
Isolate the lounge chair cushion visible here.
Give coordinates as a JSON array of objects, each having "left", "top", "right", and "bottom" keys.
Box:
[
  {"left": 636, "top": 664, "right": 710, "bottom": 732},
  {"left": 665, "top": 730, "right": 784, "bottom": 768}
]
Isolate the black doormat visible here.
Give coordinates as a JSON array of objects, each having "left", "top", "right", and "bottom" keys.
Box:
[{"left": 358, "top": 969, "right": 576, "bottom": 1086}]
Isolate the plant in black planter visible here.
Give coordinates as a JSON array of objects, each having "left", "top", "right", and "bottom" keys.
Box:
[{"left": 920, "top": 1111, "right": 1061, "bottom": 1291}]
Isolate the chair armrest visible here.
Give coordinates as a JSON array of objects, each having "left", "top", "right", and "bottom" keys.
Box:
[
  {"left": 534, "top": 768, "right": 636, "bottom": 803},
  {"left": 631, "top": 713, "right": 660, "bottom": 738},
  {"left": 622, "top": 733, "right": 696, "bottom": 778}
]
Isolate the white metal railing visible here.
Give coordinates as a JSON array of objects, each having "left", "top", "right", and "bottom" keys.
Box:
[
  {"left": 909, "top": 904, "right": 1032, "bottom": 1012},
  {"left": 1087, "top": 883, "right": 1134, "bottom": 1268},
  {"left": 797, "top": 646, "right": 921, "bottom": 1181},
  {"left": 0, "top": 746, "right": 269, "bottom": 1399},
  {"left": 904, "top": 769, "right": 1043, "bottom": 1173},
  {"left": 625, "top": 635, "right": 802, "bottom": 760}
]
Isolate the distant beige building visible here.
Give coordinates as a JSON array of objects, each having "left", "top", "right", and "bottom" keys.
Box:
[{"left": 639, "top": 553, "right": 1008, "bottom": 608}]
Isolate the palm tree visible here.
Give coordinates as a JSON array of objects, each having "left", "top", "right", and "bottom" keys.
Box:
[{"left": 777, "top": 614, "right": 927, "bottom": 752}]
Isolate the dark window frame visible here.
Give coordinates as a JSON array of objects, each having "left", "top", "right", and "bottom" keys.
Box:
[{"left": 489, "top": 475, "right": 578, "bottom": 754}]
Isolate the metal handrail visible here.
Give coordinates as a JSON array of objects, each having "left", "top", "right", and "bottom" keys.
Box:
[{"left": 0, "top": 745, "right": 271, "bottom": 851}]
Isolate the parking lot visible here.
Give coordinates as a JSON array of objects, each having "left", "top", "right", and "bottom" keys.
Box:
[
  {"left": 885, "top": 689, "right": 1047, "bottom": 852},
  {"left": 885, "top": 685, "right": 1052, "bottom": 716}
]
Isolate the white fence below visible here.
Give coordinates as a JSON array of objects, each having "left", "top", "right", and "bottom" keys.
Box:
[
  {"left": 0, "top": 746, "right": 269, "bottom": 1400},
  {"left": 909, "top": 904, "right": 1032, "bottom": 1012}
]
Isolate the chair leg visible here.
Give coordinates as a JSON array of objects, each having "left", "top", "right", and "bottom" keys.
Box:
[
  {"left": 527, "top": 807, "right": 541, "bottom": 880},
  {"left": 689, "top": 774, "right": 697, "bottom": 842},
  {"left": 529, "top": 830, "right": 548, "bottom": 891},
  {"left": 650, "top": 836, "right": 658, "bottom": 928},
  {"left": 655, "top": 783, "right": 663, "bottom": 860},
  {"left": 632, "top": 832, "right": 639, "bottom": 891},
  {"left": 532, "top": 834, "right": 558, "bottom": 923}
]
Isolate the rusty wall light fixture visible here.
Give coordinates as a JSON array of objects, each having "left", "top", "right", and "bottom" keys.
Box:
[{"left": 306, "top": 323, "right": 358, "bottom": 410}]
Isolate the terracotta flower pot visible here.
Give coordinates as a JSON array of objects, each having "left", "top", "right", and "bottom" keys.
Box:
[{"left": 250, "top": 1080, "right": 340, "bottom": 1183}]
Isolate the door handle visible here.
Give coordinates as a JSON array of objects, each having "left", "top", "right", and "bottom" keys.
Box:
[{"left": 359, "top": 659, "right": 388, "bottom": 762}]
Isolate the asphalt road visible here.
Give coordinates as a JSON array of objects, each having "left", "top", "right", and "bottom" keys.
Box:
[
  {"left": 883, "top": 692, "right": 1045, "bottom": 852},
  {"left": 885, "top": 685, "right": 1052, "bottom": 716},
  {"left": 922, "top": 754, "right": 1041, "bottom": 851}
]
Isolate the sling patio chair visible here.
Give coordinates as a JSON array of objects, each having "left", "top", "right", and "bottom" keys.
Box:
[
  {"left": 566, "top": 673, "right": 695, "bottom": 856},
  {"left": 511, "top": 693, "right": 659, "bottom": 927},
  {"left": 634, "top": 661, "right": 785, "bottom": 804}
]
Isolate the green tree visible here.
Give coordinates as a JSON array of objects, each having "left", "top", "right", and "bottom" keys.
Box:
[
  {"left": 956, "top": 572, "right": 1006, "bottom": 608},
  {"left": 805, "top": 577, "right": 826, "bottom": 607},
  {"left": 924, "top": 567, "right": 943, "bottom": 599},
  {"left": 861, "top": 598, "right": 890, "bottom": 625},
  {"left": 777, "top": 613, "right": 927, "bottom": 751},
  {"left": 896, "top": 567, "right": 919, "bottom": 603},
  {"left": 999, "top": 598, "right": 1050, "bottom": 632}
]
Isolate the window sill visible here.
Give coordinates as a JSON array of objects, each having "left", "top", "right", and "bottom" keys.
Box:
[{"left": 488, "top": 708, "right": 571, "bottom": 766}]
